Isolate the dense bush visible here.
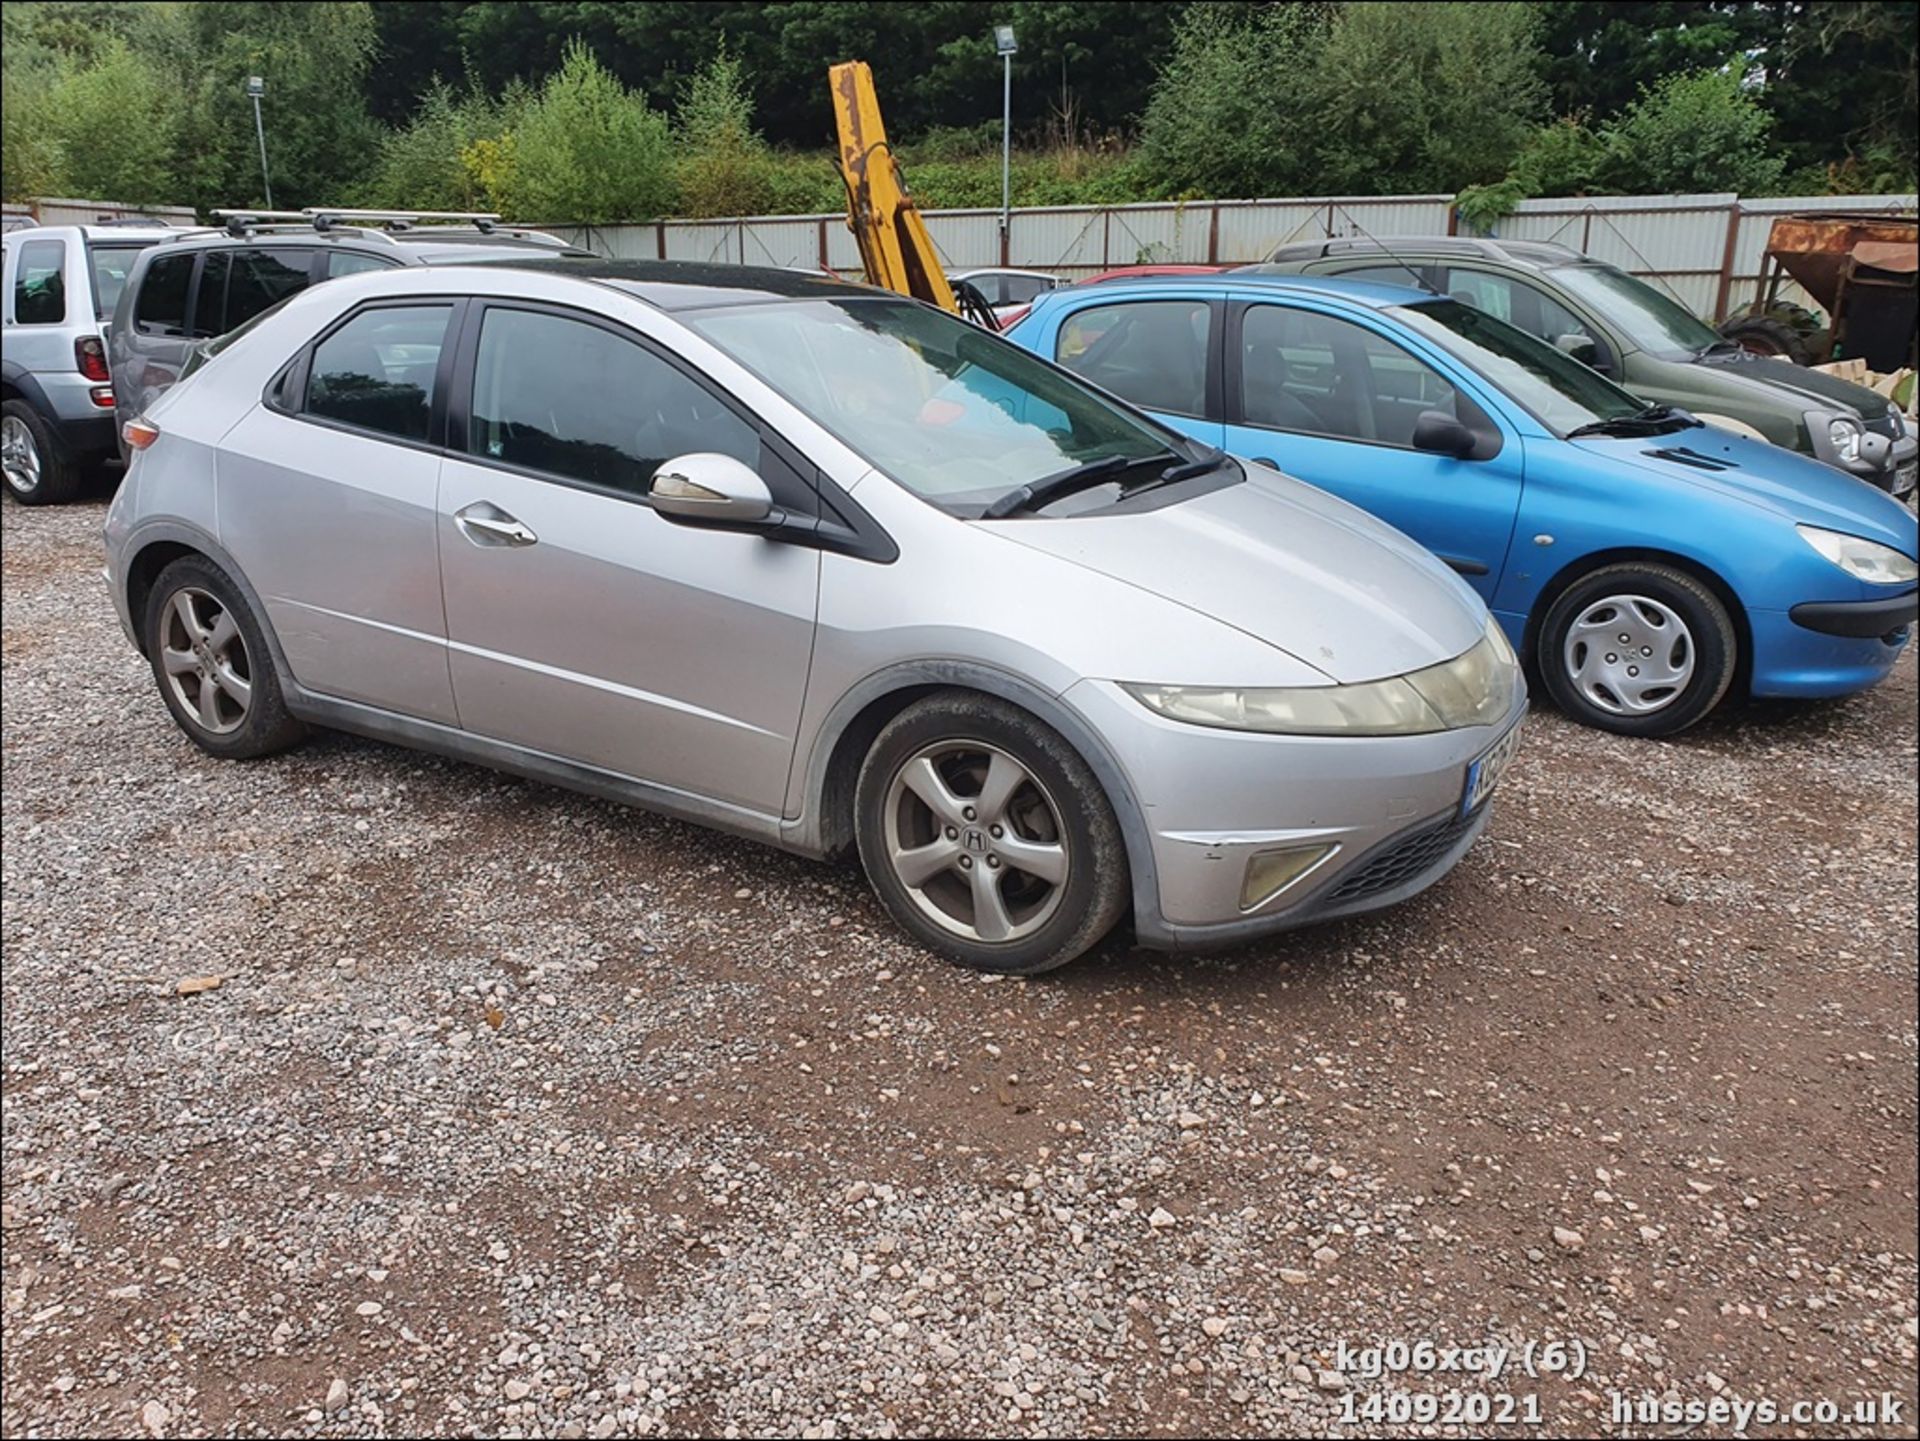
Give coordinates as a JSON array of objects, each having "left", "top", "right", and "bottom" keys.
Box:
[
  {"left": 491, "top": 42, "right": 677, "bottom": 223},
  {"left": 673, "top": 48, "right": 777, "bottom": 219},
  {"left": 1140, "top": 2, "right": 1546, "bottom": 200},
  {"left": 1599, "top": 68, "right": 1786, "bottom": 195}
]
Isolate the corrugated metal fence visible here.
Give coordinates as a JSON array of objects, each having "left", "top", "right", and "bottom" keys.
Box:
[
  {"left": 539, "top": 190, "right": 1916, "bottom": 321},
  {"left": 6, "top": 196, "right": 199, "bottom": 228}
]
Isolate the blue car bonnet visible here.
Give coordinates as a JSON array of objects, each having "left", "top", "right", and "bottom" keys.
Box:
[{"left": 1571, "top": 425, "right": 1919, "bottom": 554}]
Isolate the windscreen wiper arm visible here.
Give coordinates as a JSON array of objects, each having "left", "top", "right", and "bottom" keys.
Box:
[
  {"left": 981, "top": 450, "right": 1174, "bottom": 519},
  {"left": 1566, "top": 404, "right": 1699, "bottom": 440}
]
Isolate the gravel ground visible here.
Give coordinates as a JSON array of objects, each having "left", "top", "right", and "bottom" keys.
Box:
[{"left": 3, "top": 488, "right": 1916, "bottom": 1440}]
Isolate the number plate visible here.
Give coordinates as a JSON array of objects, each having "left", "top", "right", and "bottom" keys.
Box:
[
  {"left": 1462, "top": 716, "right": 1525, "bottom": 817},
  {"left": 1893, "top": 461, "right": 1917, "bottom": 499}
]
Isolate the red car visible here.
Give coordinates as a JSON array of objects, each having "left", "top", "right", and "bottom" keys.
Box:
[{"left": 997, "top": 264, "right": 1225, "bottom": 329}]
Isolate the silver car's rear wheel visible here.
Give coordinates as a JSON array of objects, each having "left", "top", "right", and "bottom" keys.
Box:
[
  {"left": 160, "top": 587, "right": 253, "bottom": 735},
  {"left": 882, "top": 742, "right": 1069, "bottom": 944},
  {"left": 1561, "top": 593, "right": 1695, "bottom": 717},
  {"left": 2, "top": 413, "right": 42, "bottom": 497}
]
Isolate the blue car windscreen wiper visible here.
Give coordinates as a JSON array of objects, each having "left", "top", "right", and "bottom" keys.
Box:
[{"left": 1566, "top": 404, "right": 1700, "bottom": 441}]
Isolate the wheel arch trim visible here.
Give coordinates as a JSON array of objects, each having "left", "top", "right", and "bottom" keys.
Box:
[
  {"left": 785, "top": 659, "right": 1168, "bottom": 943},
  {"left": 118, "top": 521, "right": 295, "bottom": 677}
]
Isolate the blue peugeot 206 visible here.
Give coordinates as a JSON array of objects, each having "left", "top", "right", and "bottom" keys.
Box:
[{"left": 1004, "top": 273, "right": 1918, "bottom": 737}]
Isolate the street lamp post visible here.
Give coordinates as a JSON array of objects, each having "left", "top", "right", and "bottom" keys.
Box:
[
  {"left": 994, "top": 25, "right": 1017, "bottom": 264},
  {"left": 246, "top": 75, "right": 273, "bottom": 209}
]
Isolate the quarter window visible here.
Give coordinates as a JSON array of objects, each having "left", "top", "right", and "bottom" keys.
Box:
[
  {"left": 326, "top": 250, "right": 395, "bottom": 279},
  {"left": 134, "top": 253, "right": 195, "bottom": 335},
  {"left": 466, "top": 307, "right": 757, "bottom": 495},
  {"left": 88, "top": 245, "right": 149, "bottom": 318},
  {"left": 1056, "top": 299, "right": 1211, "bottom": 416},
  {"left": 12, "top": 239, "right": 66, "bottom": 325},
  {"left": 226, "top": 249, "right": 313, "bottom": 330},
  {"left": 304, "top": 304, "right": 452, "bottom": 442},
  {"left": 1240, "top": 304, "right": 1458, "bottom": 447}
]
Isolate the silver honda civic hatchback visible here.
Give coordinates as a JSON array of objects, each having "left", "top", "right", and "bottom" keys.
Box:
[{"left": 104, "top": 260, "right": 1526, "bottom": 973}]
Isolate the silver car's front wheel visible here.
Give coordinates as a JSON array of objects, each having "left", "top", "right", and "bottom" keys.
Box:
[
  {"left": 882, "top": 741, "right": 1070, "bottom": 944},
  {"left": 855, "top": 692, "right": 1128, "bottom": 974},
  {"left": 1561, "top": 593, "right": 1695, "bottom": 717}
]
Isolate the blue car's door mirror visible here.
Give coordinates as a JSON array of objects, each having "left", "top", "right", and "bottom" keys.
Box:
[{"left": 1412, "top": 409, "right": 1477, "bottom": 458}]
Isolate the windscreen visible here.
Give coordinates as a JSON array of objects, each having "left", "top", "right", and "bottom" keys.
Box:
[
  {"left": 683, "top": 296, "right": 1197, "bottom": 516},
  {"left": 1394, "top": 298, "right": 1646, "bottom": 436},
  {"left": 1550, "top": 263, "right": 1722, "bottom": 358}
]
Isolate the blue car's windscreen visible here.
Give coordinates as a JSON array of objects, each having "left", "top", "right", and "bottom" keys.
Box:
[
  {"left": 1394, "top": 298, "right": 1647, "bottom": 437},
  {"left": 684, "top": 296, "right": 1207, "bottom": 516}
]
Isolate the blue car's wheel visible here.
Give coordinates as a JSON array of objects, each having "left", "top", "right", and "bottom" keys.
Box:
[{"left": 1537, "top": 563, "right": 1737, "bottom": 737}]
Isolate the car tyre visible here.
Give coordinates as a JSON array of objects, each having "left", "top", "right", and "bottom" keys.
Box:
[
  {"left": 143, "top": 555, "right": 307, "bottom": 759},
  {"left": 855, "top": 691, "right": 1128, "bottom": 973},
  {"left": 1537, "top": 562, "right": 1737, "bottom": 738},
  {"left": 1, "top": 399, "right": 82, "bottom": 505}
]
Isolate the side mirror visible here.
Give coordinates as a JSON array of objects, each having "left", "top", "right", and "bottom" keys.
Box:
[
  {"left": 1553, "top": 332, "right": 1598, "bottom": 366},
  {"left": 648, "top": 453, "right": 776, "bottom": 527},
  {"left": 1411, "top": 409, "right": 1477, "bottom": 459}
]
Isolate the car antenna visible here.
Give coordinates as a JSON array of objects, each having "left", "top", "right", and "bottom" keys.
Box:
[{"left": 1330, "top": 205, "right": 1442, "bottom": 297}]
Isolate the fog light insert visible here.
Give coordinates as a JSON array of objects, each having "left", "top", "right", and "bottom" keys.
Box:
[{"left": 1239, "top": 843, "right": 1338, "bottom": 912}]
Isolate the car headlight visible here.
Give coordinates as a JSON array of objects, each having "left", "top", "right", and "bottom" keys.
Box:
[
  {"left": 1797, "top": 525, "right": 1920, "bottom": 585},
  {"left": 1826, "top": 415, "right": 1865, "bottom": 465},
  {"left": 1124, "top": 625, "right": 1516, "bottom": 736}
]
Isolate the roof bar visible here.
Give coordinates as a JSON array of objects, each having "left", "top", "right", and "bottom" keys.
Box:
[{"left": 303, "top": 207, "right": 501, "bottom": 233}]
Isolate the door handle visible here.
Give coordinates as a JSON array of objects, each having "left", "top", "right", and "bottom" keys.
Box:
[{"left": 454, "top": 502, "right": 537, "bottom": 548}]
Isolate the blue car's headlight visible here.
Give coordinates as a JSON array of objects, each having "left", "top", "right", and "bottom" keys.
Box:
[{"left": 1797, "top": 525, "right": 1919, "bottom": 585}]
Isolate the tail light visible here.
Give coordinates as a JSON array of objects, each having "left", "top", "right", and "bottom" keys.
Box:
[
  {"left": 74, "top": 335, "right": 110, "bottom": 382},
  {"left": 89, "top": 386, "right": 115, "bottom": 409},
  {"left": 122, "top": 417, "right": 160, "bottom": 451}
]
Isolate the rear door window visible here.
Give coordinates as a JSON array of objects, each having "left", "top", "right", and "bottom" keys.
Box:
[
  {"left": 12, "top": 238, "right": 66, "bottom": 324},
  {"left": 134, "top": 253, "right": 195, "bottom": 335},
  {"left": 226, "top": 248, "right": 315, "bottom": 331},
  {"left": 304, "top": 304, "right": 454, "bottom": 442},
  {"left": 1055, "top": 299, "right": 1213, "bottom": 417},
  {"left": 1004, "top": 274, "right": 1053, "bottom": 306}
]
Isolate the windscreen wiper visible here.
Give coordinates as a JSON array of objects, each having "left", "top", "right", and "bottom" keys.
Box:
[
  {"left": 1566, "top": 404, "right": 1699, "bottom": 440},
  {"left": 980, "top": 451, "right": 1174, "bottom": 519}
]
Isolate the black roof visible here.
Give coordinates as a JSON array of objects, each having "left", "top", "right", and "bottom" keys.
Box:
[{"left": 495, "top": 257, "right": 871, "bottom": 310}]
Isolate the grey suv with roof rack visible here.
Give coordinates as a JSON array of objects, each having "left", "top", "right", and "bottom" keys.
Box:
[
  {"left": 107, "top": 209, "right": 588, "bottom": 469},
  {"left": 4, "top": 221, "right": 186, "bottom": 503},
  {"left": 1251, "top": 236, "right": 1916, "bottom": 498}
]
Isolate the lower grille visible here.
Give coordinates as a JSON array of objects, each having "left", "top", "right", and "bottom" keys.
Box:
[{"left": 1323, "top": 805, "right": 1483, "bottom": 906}]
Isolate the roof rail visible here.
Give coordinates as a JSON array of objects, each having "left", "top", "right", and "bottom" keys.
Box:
[
  {"left": 211, "top": 209, "right": 314, "bottom": 237},
  {"left": 304, "top": 207, "right": 502, "bottom": 234}
]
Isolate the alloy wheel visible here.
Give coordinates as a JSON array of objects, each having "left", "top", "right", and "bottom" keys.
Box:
[
  {"left": 882, "top": 742, "right": 1070, "bottom": 944},
  {"left": 1562, "top": 593, "right": 1695, "bottom": 716},
  {"left": 1, "top": 415, "right": 42, "bottom": 496},
  {"left": 160, "top": 587, "right": 253, "bottom": 735}
]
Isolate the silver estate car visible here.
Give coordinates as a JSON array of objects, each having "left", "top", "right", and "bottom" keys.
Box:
[{"left": 104, "top": 260, "right": 1526, "bottom": 973}]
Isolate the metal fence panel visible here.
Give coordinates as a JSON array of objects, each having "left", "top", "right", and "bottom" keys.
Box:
[{"left": 533, "top": 191, "right": 1916, "bottom": 322}]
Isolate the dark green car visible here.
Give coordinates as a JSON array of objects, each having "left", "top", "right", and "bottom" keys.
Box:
[{"left": 1252, "top": 236, "right": 1916, "bottom": 499}]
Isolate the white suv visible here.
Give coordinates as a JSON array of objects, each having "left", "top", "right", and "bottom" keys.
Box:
[{"left": 2, "top": 222, "right": 183, "bottom": 502}]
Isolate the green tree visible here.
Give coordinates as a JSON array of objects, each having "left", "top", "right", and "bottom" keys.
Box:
[
  {"left": 45, "top": 40, "right": 179, "bottom": 205},
  {"left": 1141, "top": 2, "right": 1545, "bottom": 199},
  {"left": 495, "top": 39, "right": 677, "bottom": 222},
  {"left": 1599, "top": 68, "right": 1785, "bottom": 194},
  {"left": 366, "top": 79, "right": 504, "bottom": 210},
  {"left": 161, "top": 1, "right": 384, "bottom": 212},
  {"left": 673, "top": 46, "right": 776, "bottom": 217}
]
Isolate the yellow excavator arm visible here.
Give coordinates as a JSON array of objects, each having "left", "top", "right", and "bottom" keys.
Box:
[{"left": 830, "top": 60, "right": 961, "bottom": 314}]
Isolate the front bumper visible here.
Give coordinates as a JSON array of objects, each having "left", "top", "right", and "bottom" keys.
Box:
[
  {"left": 1065, "top": 675, "right": 1528, "bottom": 951},
  {"left": 1750, "top": 595, "right": 1912, "bottom": 698},
  {"left": 1807, "top": 416, "right": 1917, "bottom": 496}
]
